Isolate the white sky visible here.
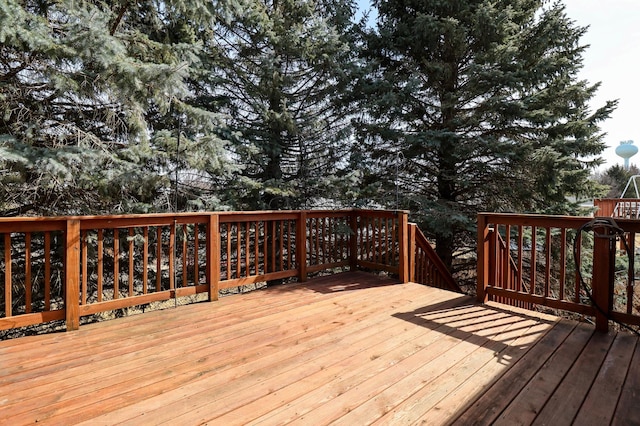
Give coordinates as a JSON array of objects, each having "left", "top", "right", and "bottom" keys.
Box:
[
  {"left": 562, "top": 0, "right": 640, "bottom": 171},
  {"left": 356, "top": 0, "right": 640, "bottom": 171}
]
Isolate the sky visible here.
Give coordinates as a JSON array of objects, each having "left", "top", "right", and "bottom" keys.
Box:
[
  {"left": 356, "top": 0, "right": 640, "bottom": 171},
  {"left": 562, "top": 0, "right": 640, "bottom": 171}
]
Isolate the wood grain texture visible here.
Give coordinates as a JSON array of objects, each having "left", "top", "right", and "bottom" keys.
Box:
[{"left": 1, "top": 272, "right": 638, "bottom": 425}]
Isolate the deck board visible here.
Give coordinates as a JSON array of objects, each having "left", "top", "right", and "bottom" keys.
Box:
[
  {"left": 1, "top": 271, "right": 639, "bottom": 425},
  {"left": 574, "top": 333, "right": 637, "bottom": 426}
]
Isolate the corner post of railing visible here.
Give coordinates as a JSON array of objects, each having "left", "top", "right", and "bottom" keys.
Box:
[
  {"left": 592, "top": 223, "right": 614, "bottom": 332},
  {"left": 398, "top": 211, "right": 409, "bottom": 283},
  {"left": 297, "top": 210, "right": 307, "bottom": 282},
  {"left": 477, "top": 214, "right": 490, "bottom": 304},
  {"left": 65, "top": 219, "right": 81, "bottom": 331},
  {"left": 207, "top": 214, "right": 220, "bottom": 302},
  {"left": 349, "top": 211, "right": 358, "bottom": 271},
  {"left": 408, "top": 223, "right": 416, "bottom": 283}
]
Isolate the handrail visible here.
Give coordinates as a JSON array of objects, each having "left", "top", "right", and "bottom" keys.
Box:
[
  {"left": 408, "top": 223, "right": 461, "bottom": 293},
  {"left": 478, "top": 212, "right": 640, "bottom": 332},
  {"left": 594, "top": 198, "right": 640, "bottom": 218},
  {"left": 0, "top": 209, "right": 414, "bottom": 333}
]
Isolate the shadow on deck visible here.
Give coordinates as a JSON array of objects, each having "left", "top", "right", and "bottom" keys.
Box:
[{"left": 1, "top": 271, "right": 638, "bottom": 425}]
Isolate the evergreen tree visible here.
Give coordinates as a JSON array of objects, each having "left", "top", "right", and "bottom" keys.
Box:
[
  {"left": 594, "top": 164, "right": 640, "bottom": 198},
  {"left": 0, "top": 0, "right": 234, "bottom": 215},
  {"left": 207, "top": 0, "right": 358, "bottom": 210},
  {"left": 354, "top": 0, "right": 616, "bottom": 271}
]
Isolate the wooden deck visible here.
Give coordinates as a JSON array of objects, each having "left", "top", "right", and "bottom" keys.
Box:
[{"left": 1, "top": 272, "right": 638, "bottom": 425}]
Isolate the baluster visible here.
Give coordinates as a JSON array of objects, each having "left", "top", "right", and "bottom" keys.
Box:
[
  {"left": 183, "top": 224, "right": 188, "bottom": 287},
  {"left": 81, "top": 231, "right": 87, "bottom": 305},
  {"left": 98, "top": 229, "right": 104, "bottom": 301},
  {"left": 129, "top": 227, "right": 135, "bottom": 296},
  {"left": 236, "top": 223, "right": 242, "bottom": 278},
  {"left": 252, "top": 222, "right": 258, "bottom": 275},
  {"left": 143, "top": 227, "right": 149, "bottom": 294},
  {"left": 271, "top": 221, "right": 276, "bottom": 272},
  {"left": 4, "top": 233, "right": 11, "bottom": 317},
  {"left": 114, "top": 229, "right": 120, "bottom": 299},
  {"left": 156, "top": 227, "right": 162, "bottom": 291},
  {"left": 559, "top": 228, "right": 566, "bottom": 301},
  {"left": 545, "top": 227, "right": 552, "bottom": 298},
  {"left": 25, "top": 233, "right": 32, "bottom": 313},
  {"left": 193, "top": 224, "right": 199, "bottom": 285},
  {"left": 530, "top": 226, "right": 537, "bottom": 295},
  {"left": 517, "top": 226, "right": 524, "bottom": 293},
  {"left": 44, "top": 232, "right": 51, "bottom": 310},
  {"left": 574, "top": 232, "right": 582, "bottom": 304}
]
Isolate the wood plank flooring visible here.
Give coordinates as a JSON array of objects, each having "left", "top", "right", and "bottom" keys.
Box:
[{"left": 0, "top": 271, "right": 638, "bottom": 425}]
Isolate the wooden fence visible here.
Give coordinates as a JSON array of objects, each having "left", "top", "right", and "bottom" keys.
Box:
[
  {"left": 0, "top": 209, "right": 458, "bottom": 332},
  {"left": 478, "top": 213, "right": 640, "bottom": 331}
]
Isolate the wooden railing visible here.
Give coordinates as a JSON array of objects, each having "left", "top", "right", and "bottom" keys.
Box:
[
  {"left": 478, "top": 213, "right": 640, "bottom": 331},
  {"left": 408, "top": 224, "right": 461, "bottom": 292},
  {"left": 0, "top": 209, "right": 458, "bottom": 333},
  {"left": 488, "top": 230, "right": 531, "bottom": 309},
  {"left": 594, "top": 198, "right": 640, "bottom": 218}
]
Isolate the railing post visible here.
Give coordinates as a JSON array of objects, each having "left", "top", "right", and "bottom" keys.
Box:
[
  {"left": 477, "top": 214, "right": 490, "bottom": 304},
  {"left": 297, "top": 211, "right": 307, "bottom": 282},
  {"left": 592, "top": 225, "right": 614, "bottom": 332},
  {"left": 207, "top": 214, "right": 220, "bottom": 302},
  {"left": 398, "top": 211, "right": 409, "bottom": 283},
  {"left": 65, "top": 219, "right": 81, "bottom": 331},
  {"left": 408, "top": 223, "right": 416, "bottom": 283},
  {"left": 349, "top": 211, "right": 358, "bottom": 271}
]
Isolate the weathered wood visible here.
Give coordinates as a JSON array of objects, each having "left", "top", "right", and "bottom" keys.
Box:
[
  {"left": 491, "top": 323, "right": 593, "bottom": 425},
  {"left": 532, "top": 331, "right": 615, "bottom": 425},
  {"left": 575, "top": 332, "right": 637, "bottom": 425},
  {"left": 611, "top": 334, "right": 640, "bottom": 426},
  {"left": 416, "top": 320, "right": 554, "bottom": 425},
  {"left": 450, "top": 319, "right": 577, "bottom": 425},
  {"left": 333, "top": 307, "right": 544, "bottom": 425}
]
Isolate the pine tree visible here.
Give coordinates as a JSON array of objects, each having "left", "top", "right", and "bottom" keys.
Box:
[
  {"left": 205, "top": 0, "right": 358, "bottom": 210},
  {"left": 0, "top": 0, "right": 234, "bottom": 215},
  {"left": 354, "top": 0, "right": 616, "bottom": 272}
]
